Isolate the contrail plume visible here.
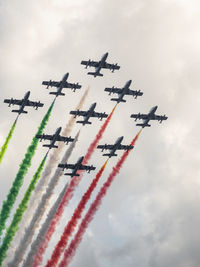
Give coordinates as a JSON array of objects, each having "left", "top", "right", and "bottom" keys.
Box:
[
  {"left": 10, "top": 131, "right": 80, "bottom": 267},
  {"left": 7, "top": 88, "right": 89, "bottom": 263},
  {"left": 41, "top": 160, "right": 108, "bottom": 267},
  {"left": 0, "top": 118, "right": 18, "bottom": 164},
  {"left": 59, "top": 130, "right": 142, "bottom": 267},
  {"left": 28, "top": 104, "right": 117, "bottom": 266},
  {"left": 0, "top": 102, "right": 54, "bottom": 239},
  {"left": 0, "top": 153, "right": 48, "bottom": 266}
]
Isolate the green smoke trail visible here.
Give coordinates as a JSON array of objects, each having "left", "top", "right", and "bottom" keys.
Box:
[
  {"left": 0, "top": 118, "right": 18, "bottom": 164},
  {"left": 0, "top": 102, "right": 54, "bottom": 238},
  {"left": 0, "top": 154, "right": 48, "bottom": 265}
]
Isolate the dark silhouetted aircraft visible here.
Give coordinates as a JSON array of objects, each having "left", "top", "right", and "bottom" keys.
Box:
[
  {"left": 105, "top": 80, "right": 143, "bottom": 103},
  {"left": 97, "top": 136, "right": 134, "bottom": 158},
  {"left": 4, "top": 91, "right": 44, "bottom": 114},
  {"left": 130, "top": 106, "right": 168, "bottom": 128},
  {"left": 36, "top": 127, "right": 74, "bottom": 149},
  {"left": 58, "top": 156, "right": 96, "bottom": 177},
  {"left": 70, "top": 102, "right": 108, "bottom": 125},
  {"left": 42, "top": 73, "right": 81, "bottom": 96},
  {"left": 81, "top": 52, "right": 120, "bottom": 77}
]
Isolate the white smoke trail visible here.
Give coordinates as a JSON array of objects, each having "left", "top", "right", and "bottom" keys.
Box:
[
  {"left": 8, "top": 131, "right": 80, "bottom": 267},
  {"left": 6, "top": 87, "right": 89, "bottom": 265}
]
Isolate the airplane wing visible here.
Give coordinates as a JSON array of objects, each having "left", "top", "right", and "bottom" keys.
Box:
[
  {"left": 104, "top": 87, "right": 122, "bottom": 94},
  {"left": 151, "top": 114, "right": 168, "bottom": 121},
  {"left": 56, "top": 136, "right": 74, "bottom": 143},
  {"left": 79, "top": 165, "right": 96, "bottom": 171},
  {"left": 130, "top": 113, "right": 149, "bottom": 120},
  {"left": 102, "top": 62, "right": 120, "bottom": 70},
  {"left": 70, "top": 110, "right": 88, "bottom": 117},
  {"left": 36, "top": 134, "right": 54, "bottom": 140},
  {"left": 63, "top": 82, "right": 81, "bottom": 89},
  {"left": 4, "top": 99, "right": 23, "bottom": 106},
  {"left": 97, "top": 144, "right": 115, "bottom": 150},
  {"left": 125, "top": 89, "right": 143, "bottom": 97},
  {"left": 25, "top": 100, "right": 44, "bottom": 107},
  {"left": 42, "top": 80, "right": 61, "bottom": 88},
  {"left": 81, "top": 60, "right": 99, "bottom": 68},
  {"left": 118, "top": 144, "right": 134, "bottom": 150},
  {"left": 58, "top": 163, "right": 75, "bottom": 170},
  {"left": 91, "top": 111, "right": 108, "bottom": 119}
]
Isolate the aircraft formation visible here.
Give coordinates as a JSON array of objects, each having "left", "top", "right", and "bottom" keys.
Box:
[
  {"left": 4, "top": 52, "right": 168, "bottom": 168},
  {"left": 1, "top": 52, "right": 168, "bottom": 267}
]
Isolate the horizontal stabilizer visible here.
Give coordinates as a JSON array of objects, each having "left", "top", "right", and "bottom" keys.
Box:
[
  {"left": 12, "top": 110, "right": 27, "bottom": 114},
  {"left": 136, "top": 123, "right": 151, "bottom": 127},
  {"left": 49, "top": 92, "right": 65, "bottom": 96},
  {"left": 103, "top": 153, "right": 117, "bottom": 157},
  {"left": 43, "top": 144, "right": 58, "bottom": 148},
  {"left": 77, "top": 120, "right": 92, "bottom": 125},
  {"left": 87, "top": 72, "right": 103, "bottom": 77},
  {"left": 111, "top": 98, "right": 126, "bottom": 103}
]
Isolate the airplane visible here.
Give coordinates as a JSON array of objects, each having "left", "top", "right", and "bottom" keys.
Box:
[
  {"left": 70, "top": 102, "right": 108, "bottom": 125},
  {"left": 42, "top": 73, "right": 81, "bottom": 96},
  {"left": 3, "top": 91, "right": 44, "bottom": 115},
  {"left": 97, "top": 136, "right": 134, "bottom": 158},
  {"left": 81, "top": 52, "right": 120, "bottom": 77},
  {"left": 130, "top": 106, "right": 168, "bottom": 128},
  {"left": 104, "top": 80, "right": 143, "bottom": 103},
  {"left": 58, "top": 156, "right": 96, "bottom": 177},
  {"left": 36, "top": 127, "right": 74, "bottom": 149}
]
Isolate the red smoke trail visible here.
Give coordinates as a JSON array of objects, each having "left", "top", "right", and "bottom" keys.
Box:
[
  {"left": 58, "top": 130, "right": 142, "bottom": 267},
  {"left": 33, "top": 105, "right": 116, "bottom": 266},
  {"left": 44, "top": 160, "right": 108, "bottom": 267}
]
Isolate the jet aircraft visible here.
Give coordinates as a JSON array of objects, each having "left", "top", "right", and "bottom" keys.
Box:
[
  {"left": 36, "top": 127, "right": 74, "bottom": 149},
  {"left": 4, "top": 91, "right": 44, "bottom": 114},
  {"left": 105, "top": 80, "right": 143, "bottom": 103},
  {"left": 97, "top": 136, "right": 134, "bottom": 158},
  {"left": 130, "top": 106, "right": 168, "bottom": 128},
  {"left": 81, "top": 52, "right": 120, "bottom": 77},
  {"left": 70, "top": 102, "right": 108, "bottom": 125},
  {"left": 58, "top": 156, "right": 96, "bottom": 177},
  {"left": 42, "top": 73, "right": 81, "bottom": 96}
]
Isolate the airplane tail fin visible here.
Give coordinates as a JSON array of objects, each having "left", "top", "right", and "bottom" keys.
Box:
[
  {"left": 64, "top": 173, "right": 80, "bottom": 177},
  {"left": 49, "top": 92, "right": 65, "bottom": 96},
  {"left": 136, "top": 123, "right": 151, "bottom": 128},
  {"left": 43, "top": 144, "right": 58, "bottom": 148},
  {"left": 111, "top": 98, "right": 126, "bottom": 103},
  {"left": 12, "top": 110, "right": 27, "bottom": 114},
  {"left": 87, "top": 72, "right": 103, "bottom": 77},
  {"left": 77, "top": 120, "right": 92, "bottom": 125}
]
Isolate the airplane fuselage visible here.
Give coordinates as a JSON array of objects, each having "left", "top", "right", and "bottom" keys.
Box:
[
  {"left": 142, "top": 106, "right": 158, "bottom": 127},
  {"left": 50, "top": 127, "right": 62, "bottom": 148},
  {"left": 71, "top": 156, "right": 84, "bottom": 176},
  {"left": 57, "top": 73, "right": 69, "bottom": 94},
  {"left": 84, "top": 102, "right": 96, "bottom": 124},
  {"left": 18, "top": 91, "right": 30, "bottom": 113},
  {"left": 118, "top": 80, "right": 132, "bottom": 102},
  {"left": 110, "top": 136, "right": 123, "bottom": 157},
  {"left": 95, "top": 52, "right": 108, "bottom": 74}
]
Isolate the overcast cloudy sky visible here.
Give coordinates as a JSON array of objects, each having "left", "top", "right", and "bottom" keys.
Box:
[{"left": 0, "top": 0, "right": 200, "bottom": 266}]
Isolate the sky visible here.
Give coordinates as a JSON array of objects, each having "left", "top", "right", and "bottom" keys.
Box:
[{"left": 0, "top": 0, "right": 200, "bottom": 266}]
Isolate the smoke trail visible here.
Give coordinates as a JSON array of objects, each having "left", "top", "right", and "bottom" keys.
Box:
[
  {"left": 16, "top": 132, "right": 80, "bottom": 267},
  {"left": 43, "top": 160, "right": 108, "bottom": 267},
  {"left": 0, "top": 102, "right": 54, "bottom": 239},
  {"left": 0, "top": 118, "right": 18, "bottom": 164},
  {"left": 0, "top": 154, "right": 48, "bottom": 266},
  {"left": 7, "top": 88, "right": 90, "bottom": 262},
  {"left": 59, "top": 130, "right": 142, "bottom": 267},
  {"left": 30, "top": 105, "right": 117, "bottom": 266}
]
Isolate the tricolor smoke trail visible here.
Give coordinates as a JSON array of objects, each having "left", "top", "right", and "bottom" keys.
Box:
[
  {"left": 43, "top": 160, "right": 108, "bottom": 267},
  {"left": 59, "top": 130, "right": 142, "bottom": 267},
  {"left": 7, "top": 88, "right": 90, "bottom": 264},
  {"left": 0, "top": 118, "right": 18, "bottom": 164},
  {"left": 30, "top": 105, "right": 117, "bottom": 266},
  {"left": 18, "top": 131, "right": 80, "bottom": 267},
  {"left": 0, "top": 153, "right": 48, "bottom": 266},
  {"left": 0, "top": 102, "right": 54, "bottom": 239}
]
